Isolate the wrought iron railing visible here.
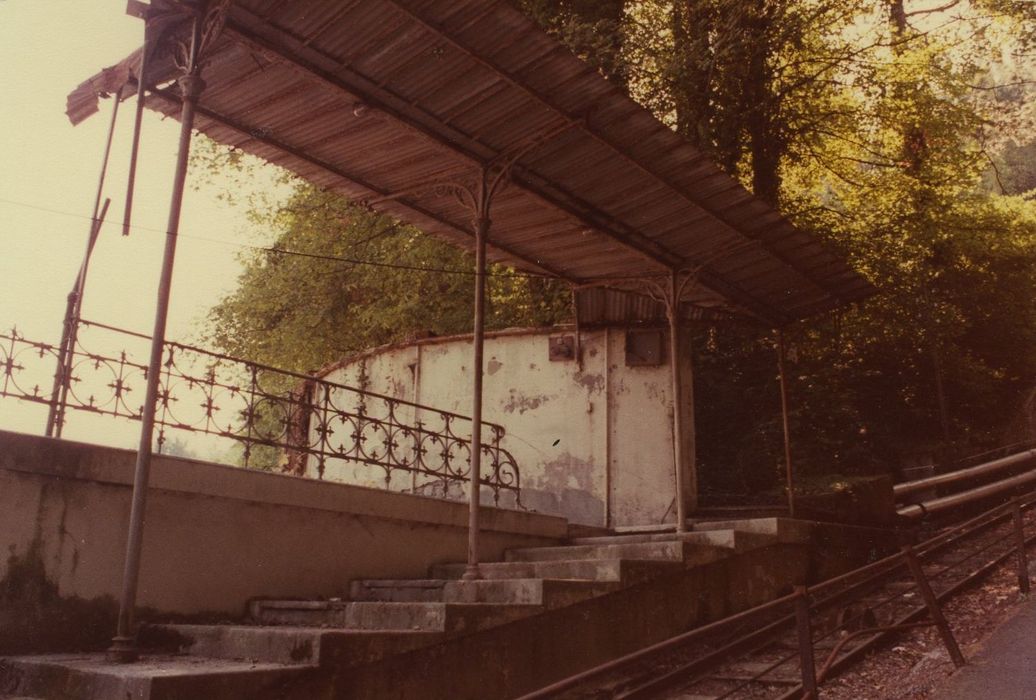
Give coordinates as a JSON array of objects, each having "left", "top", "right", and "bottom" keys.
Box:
[{"left": 0, "top": 320, "right": 521, "bottom": 506}]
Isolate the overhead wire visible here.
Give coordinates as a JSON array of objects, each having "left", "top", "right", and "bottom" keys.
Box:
[{"left": 0, "top": 195, "right": 560, "bottom": 280}]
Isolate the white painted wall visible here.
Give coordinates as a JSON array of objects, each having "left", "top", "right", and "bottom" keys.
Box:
[{"left": 310, "top": 327, "right": 692, "bottom": 527}]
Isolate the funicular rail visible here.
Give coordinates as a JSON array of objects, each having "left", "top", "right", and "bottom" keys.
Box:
[{"left": 521, "top": 494, "right": 1036, "bottom": 699}]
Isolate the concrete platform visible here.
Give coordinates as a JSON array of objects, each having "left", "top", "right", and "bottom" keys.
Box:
[
  {"left": 0, "top": 654, "right": 319, "bottom": 700},
  {"left": 933, "top": 597, "right": 1036, "bottom": 699}
]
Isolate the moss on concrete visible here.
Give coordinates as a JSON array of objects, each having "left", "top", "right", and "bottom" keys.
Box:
[{"left": 1, "top": 541, "right": 119, "bottom": 655}]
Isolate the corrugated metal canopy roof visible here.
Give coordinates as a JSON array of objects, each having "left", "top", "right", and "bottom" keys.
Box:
[{"left": 68, "top": 0, "right": 874, "bottom": 326}]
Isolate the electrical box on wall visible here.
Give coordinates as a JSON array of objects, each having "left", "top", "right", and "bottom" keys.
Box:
[
  {"left": 625, "top": 329, "right": 664, "bottom": 366},
  {"left": 548, "top": 335, "right": 575, "bottom": 361}
]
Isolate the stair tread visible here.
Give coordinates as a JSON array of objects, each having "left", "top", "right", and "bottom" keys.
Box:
[{"left": 1, "top": 653, "right": 315, "bottom": 674}]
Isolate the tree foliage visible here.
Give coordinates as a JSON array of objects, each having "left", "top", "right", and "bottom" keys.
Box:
[{"left": 201, "top": 183, "right": 571, "bottom": 374}]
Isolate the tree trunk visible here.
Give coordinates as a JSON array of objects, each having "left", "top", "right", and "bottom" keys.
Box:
[{"left": 743, "top": 0, "right": 782, "bottom": 207}]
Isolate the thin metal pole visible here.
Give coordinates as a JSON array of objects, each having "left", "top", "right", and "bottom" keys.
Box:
[
  {"left": 46, "top": 91, "right": 122, "bottom": 436},
  {"left": 108, "top": 20, "right": 206, "bottom": 663},
  {"left": 901, "top": 544, "right": 966, "bottom": 667},
  {"left": 46, "top": 290, "right": 79, "bottom": 438},
  {"left": 1013, "top": 499, "right": 1030, "bottom": 594},
  {"left": 777, "top": 328, "right": 796, "bottom": 518},
  {"left": 667, "top": 272, "right": 688, "bottom": 532},
  {"left": 794, "top": 585, "right": 819, "bottom": 699},
  {"left": 52, "top": 200, "right": 111, "bottom": 438},
  {"left": 123, "top": 40, "right": 150, "bottom": 237},
  {"left": 463, "top": 212, "right": 489, "bottom": 581}
]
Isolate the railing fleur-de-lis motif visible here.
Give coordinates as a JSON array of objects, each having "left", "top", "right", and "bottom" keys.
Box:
[{"left": 0, "top": 320, "right": 521, "bottom": 507}]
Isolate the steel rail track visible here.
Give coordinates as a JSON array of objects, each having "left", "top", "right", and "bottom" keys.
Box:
[{"left": 521, "top": 495, "right": 1036, "bottom": 700}]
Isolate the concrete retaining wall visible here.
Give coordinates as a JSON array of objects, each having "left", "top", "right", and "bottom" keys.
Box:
[
  {"left": 0, "top": 429, "right": 566, "bottom": 653},
  {"left": 313, "top": 326, "right": 695, "bottom": 528}
]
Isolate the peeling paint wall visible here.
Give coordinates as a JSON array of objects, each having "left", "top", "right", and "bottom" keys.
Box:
[{"left": 314, "top": 328, "right": 689, "bottom": 527}]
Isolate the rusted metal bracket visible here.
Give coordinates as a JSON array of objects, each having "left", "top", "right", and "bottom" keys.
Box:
[{"left": 901, "top": 543, "right": 966, "bottom": 668}]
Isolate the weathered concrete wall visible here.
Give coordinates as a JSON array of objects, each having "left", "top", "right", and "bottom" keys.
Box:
[
  {"left": 314, "top": 327, "right": 691, "bottom": 528},
  {"left": 0, "top": 429, "right": 566, "bottom": 654}
]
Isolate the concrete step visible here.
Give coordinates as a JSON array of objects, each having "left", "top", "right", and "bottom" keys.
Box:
[
  {"left": 0, "top": 654, "right": 319, "bottom": 700},
  {"left": 693, "top": 517, "right": 811, "bottom": 544},
  {"left": 142, "top": 623, "right": 441, "bottom": 667},
  {"left": 566, "top": 529, "right": 778, "bottom": 552},
  {"left": 247, "top": 600, "right": 542, "bottom": 634},
  {"left": 428, "top": 557, "right": 687, "bottom": 583},
  {"left": 504, "top": 541, "right": 736, "bottom": 568},
  {"left": 349, "top": 577, "right": 620, "bottom": 606},
  {"left": 505, "top": 539, "right": 689, "bottom": 562}
]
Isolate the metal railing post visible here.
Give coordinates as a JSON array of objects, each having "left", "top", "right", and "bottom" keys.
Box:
[
  {"left": 1013, "top": 498, "right": 1030, "bottom": 594},
  {"left": 794, "top": 585, "right": 820, "bottom": 699},
  {"left": 900, "top": 544, "right": 966, "bottom": 667}
]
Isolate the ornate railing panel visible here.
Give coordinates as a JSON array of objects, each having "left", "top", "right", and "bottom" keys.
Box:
[{"left": 0, "top": 321, "right": 521, "bottom": 506}]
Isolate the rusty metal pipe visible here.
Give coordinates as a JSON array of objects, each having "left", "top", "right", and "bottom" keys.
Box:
[
  {"left": 898, "top": 464, "right": 1036, "bottom": 520},
  {"left": 122, "top": 37, "right": 149, "bottom": 236},
  {"left": 108, "top": 12, "right": 206, "bottom": 662},
  {"left": 894, "top": 449, "right": 1036, "bottom": 500},
  {"left": 46, "top": 90, "right": 121, "bottom": 436},
  {"left": 50, "top": 199, "right": 111, "bottom": 438}
]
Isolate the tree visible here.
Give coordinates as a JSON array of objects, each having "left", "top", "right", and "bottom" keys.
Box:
[
  {"left": 202, "top": 181, "right": 571, "bottom": 374},
  {"left": 199, "top": 0, "right": 1036, "bottom": 495}
]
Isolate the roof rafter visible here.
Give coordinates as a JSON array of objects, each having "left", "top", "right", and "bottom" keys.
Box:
[
  {"left": 221, "top": 10, "right": 787, "bottom": 322},
  {"left": 224, "top": 10, "right": 682, "bottom": 271},
  {"left": 148, "top": 88, "right": 571, "bottom": 281},
  {"left": 384, "top": 0, "right": 840, "bottom": 303}
]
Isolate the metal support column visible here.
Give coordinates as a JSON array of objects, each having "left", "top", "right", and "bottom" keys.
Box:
[
  {"left": 463, "top": 212, "right": 490, "bottom": 581},
  {"left": 777, "top": 328, "right": 796, "bottom": 519},
  {"left": 108, "top": 12, "right": 207, "bottom": 663},
  {"left": 667, "top": 271, "right": 688, "bottom": 532}
]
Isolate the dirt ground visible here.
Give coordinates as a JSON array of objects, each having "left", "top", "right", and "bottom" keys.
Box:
[{"left": 819, "top": 561, "right": 1033, "bottom": 700}]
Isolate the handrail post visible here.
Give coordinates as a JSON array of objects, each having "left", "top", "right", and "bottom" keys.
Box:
[
  {"left": 794, "top": 584, "right": 819, "bottom": 699},
  {"left": 901, "top": 544, "right": 965, "bottom": 667},
  {"left": 1013, "top": 498, "right": 1030, "bottom": 594}
]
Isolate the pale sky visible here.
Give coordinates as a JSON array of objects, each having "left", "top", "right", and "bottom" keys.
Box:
[{"left": 0, "top": 1, "right": 283, "bottom": 449}]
